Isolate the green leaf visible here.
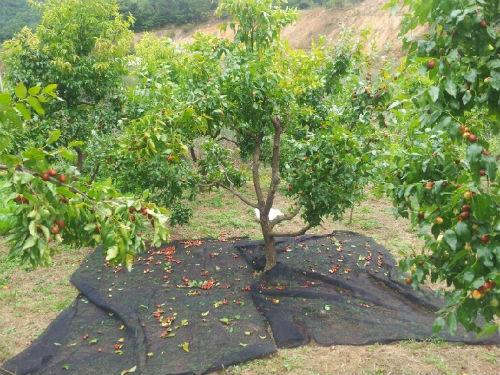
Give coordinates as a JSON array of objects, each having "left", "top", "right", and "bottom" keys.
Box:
[
  {"left": 428, "top": 86, "right": 439, "bottom": 102},
  {"left": 462, "top": 91, "right": 471, "bottom": 105},
  {"left": 478, "top": 323, "right": 499, "bottom": 338},
  {"left": 15, "top": 83, "right": 27, "bottom": 99},
  {"left": 42, "top": 84, "right": 58, "bottom": 94},
  {"left": 13, "top": 171, "right": 34, "bottom": 184},
  {"left": 447, "top": 312, "right": 457, "bottom": 335},
  {"left": 455, "top": 222, "right": 470, "bottom": 240},
  {"left": 120, "top": 366, "right": 137, "bottom": 375},
  {"left": 27, "top": 96, "right": 45, "bottom": 115},
  {"left": 22, "top": 236, "right": 37, "bottom": 250},
  {"left": 125, "top": 254, "right": 134, "bottom": 272},
  {"left": 466, "top": 144, "right": 482, "bottom": 163},
  {"left": 23, "top": 147, "right": 45, "bottom": 160},
  {"left": 28, "top": 86, "right": 41, "bottom": 96},
  {"left": 471, "top": 277, "right": 485, "bottom": 289},
  {"left": 463, "top": 270, "right": 474, "bottom": 283},
  {"left": 484, "top": 158, "right": 497, "bottom": 181},
  {"left": 15, "top": 103, "right": 31, "bottom": 120},
  {"left": 1, "top": 154, "right": 21, "bottom": 167},
  {"left": 106, "top": 246, "right": 118, "bottom": 261},
  {"left": 0, "top": 93, "right": 11, "bottom": 106},
  {"left": 444, "top": 230, "right": 457, "bottom": 251},
  {"left": 433, "top": 316, "right": 445, "bottom": 334},
  {"left": 473, "top": 195, "right": 491, "bottom": 221},
  {"left": 444, "top": 79, "right": 457, "bottom": 98},
  {"left": 60, "top": 148, "right": 76, "bottom": 161},
  {"left": 464, "top": 69, "right": 477, "bottom": 83},
  {"left": 47, "top": 130, "right": 61, "bottom": 145},
  {"left": 68, "top": 140, "right": 84, "bottom": 148}
]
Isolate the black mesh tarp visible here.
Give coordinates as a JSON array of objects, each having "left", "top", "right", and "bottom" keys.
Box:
[{"left": 2, "top": 231, "right": 498, "bottom": 375}]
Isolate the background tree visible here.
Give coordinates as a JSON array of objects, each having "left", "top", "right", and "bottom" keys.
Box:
[
  {"left": 0, "top": 1, "right": 168, "bottom": 269},
  {"left": 383, "top": 0, "right": 499, "bottom": 335},
  {"left": 2, "top": 0, "right": 133, "bottom": 170}
]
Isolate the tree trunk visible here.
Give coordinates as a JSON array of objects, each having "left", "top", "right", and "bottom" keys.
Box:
[
  {"left": 260, "top": 217, "right": 277, "bottom": 271},
  {"left": 75, "top": 147, "right": 85, "bottom": 172},
  {"left": 189, "top": 146, "right": 197, "bottom": 163},
  {"left": 263, "top": 236, "right": 277, "bottom": 271}
]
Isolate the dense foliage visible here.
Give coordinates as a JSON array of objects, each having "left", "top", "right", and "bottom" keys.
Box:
[
  {"left": 0, "top": 0, "right": 168, "bottom": 269},
  {"left": 384, "top": 0, "right": 500, "bottom": 335}
]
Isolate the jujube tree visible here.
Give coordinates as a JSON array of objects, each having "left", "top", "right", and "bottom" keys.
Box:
[{"left": 384, "top": 0, "right": 499, "bottom": 335}]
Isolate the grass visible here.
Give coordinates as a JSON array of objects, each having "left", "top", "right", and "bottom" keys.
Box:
[
  {"left": 1, "top": 179, "right": 499, "bottom": 373},
  {"left": 0, "top": 241, "right": 91, "bottom": 361}
]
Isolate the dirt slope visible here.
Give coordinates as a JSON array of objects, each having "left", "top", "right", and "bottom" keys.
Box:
[{"left": 136, "top": 0, "right": 423, "bottom": 57}]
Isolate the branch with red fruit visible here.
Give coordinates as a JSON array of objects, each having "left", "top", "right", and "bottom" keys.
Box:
[{"left": 0, "top": 164, "right": 91, "bottom": 201}]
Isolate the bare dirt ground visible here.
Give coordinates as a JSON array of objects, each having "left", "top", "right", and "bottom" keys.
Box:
[{"left": 135, "top": 0, "right": 423, "bottom": 58}]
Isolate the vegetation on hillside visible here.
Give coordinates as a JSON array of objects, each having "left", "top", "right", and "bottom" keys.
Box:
[
  {"left": 0, "top": 0, "right": 365, "bottom": 42},
  {"left": 0, "top": 0, "right": 40, "bottom": 43}
]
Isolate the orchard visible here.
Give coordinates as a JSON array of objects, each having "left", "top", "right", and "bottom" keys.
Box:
[{"left": 0, "top": 0, "right": 498, "bottom": 343}]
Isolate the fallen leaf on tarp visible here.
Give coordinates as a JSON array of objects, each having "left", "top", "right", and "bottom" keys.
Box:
[
  {"left": 219, "top": 317, "right": 232, "bottom": 325},
  {"left": 179, "top": 342, "right": 189, "bottom": 352},
  {"left": 120, "top": 365, "right": 137, "bottom": 375}
]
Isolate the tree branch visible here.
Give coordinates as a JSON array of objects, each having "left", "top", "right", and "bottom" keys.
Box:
[
  {"left": 0, "top": 164, "right": 92, "bottom": 201},
  {"left": 252, "top": 134, "right": 265, "bottom": 207},
  {"left": 218, "top": 136, "right": 238, "bottom": 146},
  {"left": 189, "top": 146, "right": 198, "bottom": 163},
  {"left": 263, "top": 117, "right": 282, "bottom": 214},
  {"left": 269, "top": 204, "right": 301, "bottom": 228},
  {"left": 89, "top": 163, "right": 100, "bottom": 184},
  {"left": 271, "top": 223, "right": 312, "bottom": 237},
  {"left": 218, "top": 183, "right": 258, "bottom": 209}
]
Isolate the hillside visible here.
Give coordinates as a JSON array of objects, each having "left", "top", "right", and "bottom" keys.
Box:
[
  {"left": 136, "top": 0, "right": 420, "bottom": 57},
  {"left": 0, "top": 0, "right": 40, "bottom": 42},
  {"left": 0, "top": 0, "right": 367, "bottom": 44}
]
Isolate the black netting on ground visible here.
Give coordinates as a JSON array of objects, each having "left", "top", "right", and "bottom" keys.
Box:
[{"left": 3, "top": 232, "right": 498, "bottom": 375}]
